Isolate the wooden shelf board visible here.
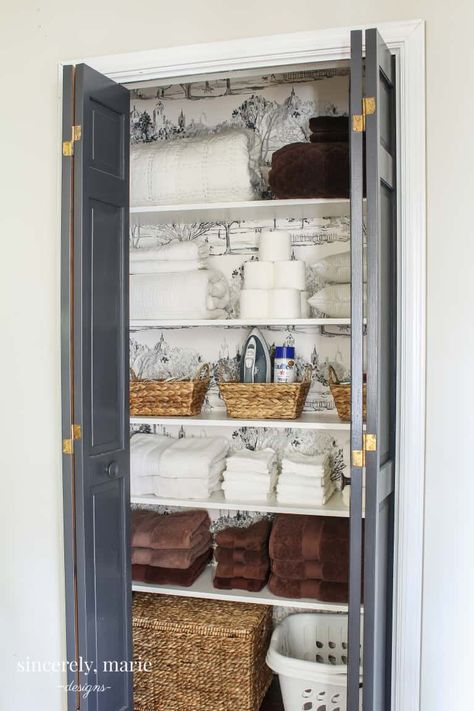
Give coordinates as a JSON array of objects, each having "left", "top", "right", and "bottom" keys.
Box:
[
  {"left": 131, "top": 565, "right": 349, "bottom": 612},
  {"left": 131, "top": 490, "right": 356, "bottom": 518},
  {"left": 130, "top": 317, "right": 352, "bottom": 330},
  {"left": 130, "top": 411, "right": 353, "bottom": 431}
]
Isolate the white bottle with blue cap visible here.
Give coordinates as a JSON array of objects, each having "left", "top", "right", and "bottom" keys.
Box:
[{"left": 274, "top": 334, "right": 296, "bottom": 384}]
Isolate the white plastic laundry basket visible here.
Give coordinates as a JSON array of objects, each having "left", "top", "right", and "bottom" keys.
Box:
[{"left": 266, "top": 613, "right": 362, "bottom": 711}]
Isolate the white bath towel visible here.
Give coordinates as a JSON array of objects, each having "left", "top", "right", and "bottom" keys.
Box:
[
  {"left": 130, "top": 434, "right": 174, "bottom": 478},
  {"left": 160, "top": 437, "right": 229, "bottom": 478},
  {"left": 281, "top": 452, "right": 328, "bottom": 477},
  {"left": 131, "top": 241, "right": 209, "bottom": 262},
  {"left": 153, "top": 472, "right": 222, "bottom": 500},
  {"left": 276, "top": 483, "right": 335, "bottom": 506},
  {"left": 130, "top": 269, "right": 229, "bottom": 320},
  {"left": 222, "top": 482, "right": 276, "bottom": 502},
  {"left": 278, "top": 471, "right": 329, "bottom": 488},
  {"left": 225, "top": 448, "right": 276, "bottom": 474},
  {"left": 130, "top": 130, "right": 258, "bottom": 206},
  {"left": 223, "top": 470, "right": 275, "bottom": 486},
  {"left": 131, "top": 474, "right": 157, "bottom": 497}
]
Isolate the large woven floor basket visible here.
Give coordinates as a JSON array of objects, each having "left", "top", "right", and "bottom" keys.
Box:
[
  {"left": 130, "top": 363, "right": 210, "bottom": 417},
  {"left": 328, "top": 365, "right": 367, "bottom": 422},
  {"left": 132, "top": 593, "right": 273, "bottom": 711},
  {"left": 218, "top": 367, "right": 312, "bottom": 420}
]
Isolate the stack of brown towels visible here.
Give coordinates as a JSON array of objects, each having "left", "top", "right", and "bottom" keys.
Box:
[
  {"left": 131, "top": 509, "right": 212, "bottom": 587},
  {"left": 213, "top": 519, "right": 272, "bottom": 593},
  {"left": 268, "top": 514, "right": 349, "bottom": 603},
  {"left": 268, "top": 115, "right": 349, "bottom": 199}
]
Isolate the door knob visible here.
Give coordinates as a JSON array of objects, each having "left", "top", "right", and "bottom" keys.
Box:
[{"left": 106, "top": 461, "right": 119, "bottom": 478}]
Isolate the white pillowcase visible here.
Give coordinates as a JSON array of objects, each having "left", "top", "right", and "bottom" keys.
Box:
[
  {"left": 308, "top": 284, "right": 367, "bottom": 318},
  {"left": 312, "top": 251, "right": 367, "bottom": 283}
]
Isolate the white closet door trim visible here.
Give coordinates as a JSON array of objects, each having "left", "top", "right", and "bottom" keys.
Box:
[{"left": 61, "top": 19, "right": 426, "bottom": 711}]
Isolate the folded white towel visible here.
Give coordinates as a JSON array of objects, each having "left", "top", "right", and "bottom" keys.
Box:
[
  {"left": 278, "top": 471, "right": 331, "bottom": 489},
  {"left": 276, "top": 483, "right": 335, "bottom": 506},
  {"left": 130, "top": 434, "right": 174, "bottom": 478},
  {"left": 160, "top": 437, "right": 229, "bottom": 478},
  {"left": 131, "top": 474, "right": 157, "bottom": 496},
  {"left": 130, "top": 258, "right": 207, "bottom": 275},
  {"left": 130, "top": 269, "right": 230, "bottom": 320},
  {"left": 131, "top": 241, "right": 209, "bottom": 262},
  {"left": 223, "top": 470, "right": 275, "bottom": 485},
  {"left": 225, "top": 448, "right": 276, "bottom": 474},
  {"left": 130, "top": 129, "right": 258, "bottom": 206},
  {"left": 222, "top": 483, "right": 274, "bottom": 502},
  {"left": 281, "top": 452, "right": 328, "bottom": 477},
  {"left": 153, "top": 472, "right": 222, "bottom": 500}
]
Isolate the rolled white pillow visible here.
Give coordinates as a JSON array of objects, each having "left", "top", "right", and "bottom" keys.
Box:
[
  {"left": 308, "top": 284, "right": 367, "bottom": 318},
  {"left": 313, "top": 250, "right": 368, "bottom": 283}
]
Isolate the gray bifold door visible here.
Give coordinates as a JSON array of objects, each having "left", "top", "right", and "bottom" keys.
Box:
[
  {"left": 348, "top": 29, "right": 397, "bottom": 711},
  {"left": 61, "top": 64, "right": 132, "bottom": 711}
]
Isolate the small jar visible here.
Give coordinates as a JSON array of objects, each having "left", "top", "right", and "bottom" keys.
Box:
[{"left": 274, "top": 346, "right": 296, "bottom": 384}]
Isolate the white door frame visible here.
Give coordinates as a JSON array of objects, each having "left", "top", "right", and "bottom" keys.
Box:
[{"left": 64, "top": 19, "right": 426, "bottom": 711}]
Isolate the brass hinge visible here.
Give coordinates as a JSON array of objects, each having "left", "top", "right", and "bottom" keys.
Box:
[
  {"left": 352, "top": 97, "right": 376, "bottom": 133},
  {"left": 62, "top": 124, "right": 82, "bottom": 156},
  {"left": 352, "top": 449, "right": 365, "bottom": 467},
  {"left": 352, "top": 433, "right": 377, "bottom": 467},
  {"left": 63, "top": 423, "right": 81, "bottom": 454},
  {"left": 364, "top": 433, "right": 377, "bottom": 451}
]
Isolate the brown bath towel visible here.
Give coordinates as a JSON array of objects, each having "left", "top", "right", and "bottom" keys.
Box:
[
  {"left": 131, "top": 531, "right": 212, "bottom": 569},
  {"left": 215, "top": 547, "right": 269, "bottom": 566},
  {"left": 309, "top": 115, "right": 349, "bottom": 142},
  {"left": 268, "top": 574, "right": 348, "bottom": 603},
  {"left": 132, "top": 549, "right": 212, "bottom": 587},
  {"left": 269, "top": 142, "right": 349, "bottom": 199},
  {"left": 271, "top": 557, "right": 348, "bottom": 584},
  {"left": 131, "top": 509, "right": 210, "bottom": 550},
  {"left": 215, "top": 519, "right": 271, "bottom": 551},
  {"left": 213, "top": 575, "right": 267, "bottom": 592},
  {"left": 269, "top": 514, "right": 349, "bottom": 563},
  {"left": 215, "top": 559, "right": 270, "bottom": 581}
]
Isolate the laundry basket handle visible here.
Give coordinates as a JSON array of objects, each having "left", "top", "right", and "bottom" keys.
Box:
[
  {"left": 196, "top": 363, "right": 210, "bottom": 380},
  {"left": 301, "top": 365, "right": 313, "bottom": 383},
  {"left": 328, "top": 365, "right": 340, "bottom": 386},
  {"left": 130, "top": 368, "right": 138, "bottom": 382}
]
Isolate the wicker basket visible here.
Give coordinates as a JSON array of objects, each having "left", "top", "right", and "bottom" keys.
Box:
[
  {"left": 218, "top": 366, "right": 312, "bottom": 420},
  {"left": 328, "top": 365, "right": 367, "bottom": 422},
  {"left": 130, "top": 363, "right": 210, "bottom": 417},
  {"left": 132, "top": 593, "right": 273, "bottom": 711}
]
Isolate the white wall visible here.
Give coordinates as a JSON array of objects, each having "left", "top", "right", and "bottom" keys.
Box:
[{"left": 1, "top": 1, "right": 473, "bottom": 709}]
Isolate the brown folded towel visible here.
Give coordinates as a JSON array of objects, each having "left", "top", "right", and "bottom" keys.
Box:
[
  {"left": 132, "top": 531, "right": 212, "bottom": 569},
  {"left": 271, "top": 557, "right": 348, "bottom": 583},
  {"left": 215, "top": 519, "right": 271, "bottom": 551},
  {"left": 269, "top": 514, "right": 349, "bottom": 563},
  {"left": 309, "top": 115, "right": 349, "bottom": 140},
  {"left": 269, "top": 142, "right": 349, "bottom": 200},
  {"left": 131, "top": 509, "right": 210, "bottom": 550},
  {"left": 132, "top": 549, "right": 212, "bottom": 587},
  {"left": 268, "top": 574, "right": 348, "bottom": 603},
  {"left": 310, "top": 131, "right": 348, "bottom": 143},
  {"left": 213, "top": 575, "right": 267, "bottom": 592},
  {"left": 215, "top": 559, "right": 269, "bottom": 581},
  {"left": 215, "top": 546, "right": 269, "bottom": 566}
]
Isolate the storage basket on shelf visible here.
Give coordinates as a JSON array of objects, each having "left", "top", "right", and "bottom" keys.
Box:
[
  {"left": 266, "top": 612, "right": 362, "bottom": 711},
  {"left": 328, "top": 365, "right": 367, "bottom": 423},
  {"left": 132, "top": 593, "right": 273, "bottom": 711},
  {"left": 218, "top": 366, "right": 312, "bottom": 420},
  {"left": 130, "top": 363, "right": 210, "bottom": 417}
]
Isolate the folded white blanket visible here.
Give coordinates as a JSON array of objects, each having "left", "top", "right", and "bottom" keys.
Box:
[
  {"left": 131, "top": 241, "right": 209, "bottom": 262},
  {"left": 130, "top": 269, "right": 230, "bottom": 320},
  {"left": 160, "top": 437, "right": 229, "bottom": 478},
  {"left": 131, "top": 474, "right": 157, "bottom": 496},
  {"left": 130, "top": 259, "right": 207, "bottom": 275},
  {"left": 131, "top": 434, "right": 174, "bottom": 478},
  {"left": 153, "top": 472, "right": 222, "bottom": 500},
  {"left": 225, "top": 448, "right": 276, "bottom": 474},
  {"left": 281, "top": 452, "right": 328, "bottom": 477},
  {"left": 130, "top": 129, "right": 258, "bottom": 206}
]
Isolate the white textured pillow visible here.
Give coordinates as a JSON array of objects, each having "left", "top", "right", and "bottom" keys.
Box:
[
  {"left": 308, "top": 284, "right": 367, "bottom": 318},
  {"left": 313, "top": 251, "right": 367, "bottom": 283},
  {"left": 131, "top": 129, "right": 259, "bottom": 206}
]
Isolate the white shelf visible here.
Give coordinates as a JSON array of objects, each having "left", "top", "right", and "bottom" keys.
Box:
[
  {"left": 131, "top": 490, "right": 354, "bottom": 518},
  {"left": 130, "top": 198, "right": 351, "bottom": 225},
  {"left": 130, "top": 410, "right": 353, "bottom": 431},
  {"left": 130, "top": 317, "right": 351, "bottom": 330},
  {"left": 131, "top": 564, "right": 348, "bottom": 612}
]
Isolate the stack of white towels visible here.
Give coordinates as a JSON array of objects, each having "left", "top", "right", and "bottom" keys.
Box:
[
  {"left": 130, "top": 434, "right": 228, "bottom": 500},
  {"left": 222, "top": 448, "right": 277, "bottom": 502},
  {"left": 130, "top": 241, "right": 230, "bottom": 320},
  {"left": 239, "top": 231, "right": 309, "bottom": 319},
  {"left": 276, "top": 451, "right": 335, "bottom": 506}
]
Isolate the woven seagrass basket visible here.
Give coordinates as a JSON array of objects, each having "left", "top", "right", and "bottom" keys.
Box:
[
  {"left": 130, "top": 363, "right": 210, "bottom": 417},
  {"left": 132, "top": 593, "right": 273, "bottom": 711},
  {"left": 218, "top": 366, "right": 312, "bottom": 420},
  {"left": 328, "top": 365, "right": 367, "bottom": 422}
]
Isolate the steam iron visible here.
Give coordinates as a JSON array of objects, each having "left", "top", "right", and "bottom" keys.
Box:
[{"left": 240, "top": 328, "right": 271, "bottom": 383}]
